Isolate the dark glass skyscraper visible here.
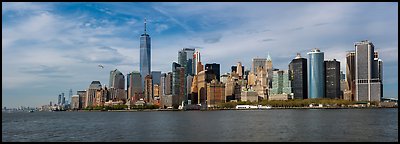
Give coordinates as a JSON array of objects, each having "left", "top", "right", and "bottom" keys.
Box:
[
  {"left": 289, "top": 53, "right": 308, "bottom": 99},
  {"left": 205, "top": 63, "right": 220, "bottom": 81},
  {"left": 140, "top": 18, "right": 151, "bottom": 89},
  {"left": 325, "top": 59, "right": 340, "bottom": 99}
]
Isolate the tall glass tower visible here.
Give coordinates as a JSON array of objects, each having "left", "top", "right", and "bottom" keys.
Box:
[
  {"left": 307, "top": 48, "right": 325, "bottom": 99},
  {"left": 140, "top": 18, "right": 151, "bottom": 90}
]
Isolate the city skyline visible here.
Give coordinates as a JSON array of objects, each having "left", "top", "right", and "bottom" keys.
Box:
[{"left": 2, "top": 2, "right": 398, "bottom": 108}]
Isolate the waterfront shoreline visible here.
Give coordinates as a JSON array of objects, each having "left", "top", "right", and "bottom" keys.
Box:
[{"left": 61, "top": 107, "right": 398, "bottom": 112}]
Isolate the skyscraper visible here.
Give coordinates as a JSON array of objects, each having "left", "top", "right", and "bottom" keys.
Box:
[
  {"left": 151, "top": 71, "right": 161, "bottom": 86},
  {"left": 269, "top": 70, "right": 292, "bottom": 100},
  {"left": 109, "top": 69, "right": 125, "bottom": 101},
  {"left": 144, "top": 75, "right": 153, "bottom": 103},
  {"left": 165, "top": 72, "right": 173, "bottom": 95},
  {"left": 345, "top": 51, "right": 356, "bottom": 101},
  {"left": 109, "top": 69, "right": 125, "bottom": 89},
  {"left": 85, "top": 81, "right": 102, "bottom": 108},
  {"left": 58, "top": 94, "right": 62, "bottom": 105},
  {"left": 172, "top": 62, "right": 185, "bottom": 106},
  {"left": 355, "top": 40, "right": 382, "bottom": 101},
  {"left": 140, "top": 18, "right": 151, "bottom": 89},
  {"left": 178, "top": 48, "right": 196, "bottom": 76},
  {"left": 289, "top": 53, "right": 308, "bottom": 99},
  {"left": 205, "top": 63, "right": 220, "bottom": 81},
  {"left": 251, "top": 58, "right": 267, "bottom": 74},
  {"left": 193, "top": 50, "right": 201, "bottom": 75},
  {"left": 127, "top": 71, "right": 142, "bottom": 101},
  {"left": 160, "top": 73, "right": 166, "bottom": 96},
  {"left": 307, "top": 48, "right": 325, "bottom": 99},
  {"left": 325, "top": 59, "right": 341, "bottom": 99}
]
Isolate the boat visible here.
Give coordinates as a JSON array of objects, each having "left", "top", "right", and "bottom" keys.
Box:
[{"left": 29, "top": 110, "right": 34, "bottom": 113}]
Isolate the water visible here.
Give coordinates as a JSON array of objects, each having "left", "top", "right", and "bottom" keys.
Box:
[{"left": 2, "top": 109, "right": 398, "bottom": 142}]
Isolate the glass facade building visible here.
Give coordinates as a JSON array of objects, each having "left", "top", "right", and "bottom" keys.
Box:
[
  {"left": 289, "top": 53, "right": 308, "bottom": 99},
  {"left": 140, "top": 19, "right": 151, "bottom": 89},
  {"left": 307, "top": 48, "right": 325, "bottom": 99}
]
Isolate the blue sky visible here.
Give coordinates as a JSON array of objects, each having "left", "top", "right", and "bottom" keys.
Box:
[{"left": 2, "top": 2, "right": 398, "bottom": 108}]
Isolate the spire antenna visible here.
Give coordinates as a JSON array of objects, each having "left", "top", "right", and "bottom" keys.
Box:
[{"left": 144, "top": 18, "right": 147, "bottom": 34}]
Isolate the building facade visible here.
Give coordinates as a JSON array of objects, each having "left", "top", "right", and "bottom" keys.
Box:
[
  {"left": 355, "top": 40, "right": 382, "bottom": 101},
  {"left": 289, "top": 53, "right": 308, "bottom": 99},
  {"left": 127, "top": 71, "right": 142, "bottom": 102},
  {"left": 205, "top": 63, "right": 220, "bottom": 82},
  {"left": 85, "top": 81, "right": 102, "bottom": 108},
  {"left": 325, "top": 59, "right": 341, "bottom": 99},
  {"left": 144, "top": 75, "right": 153, "bottom": 103},
  {"left": 140, "top": 18, "right": 151, "bottom": 89},
  {"left": 307, "top": 48, "right": 325, "bottom": 99},
  {"left": 345, "top": 51, "right": 356, "bottom": 101}
]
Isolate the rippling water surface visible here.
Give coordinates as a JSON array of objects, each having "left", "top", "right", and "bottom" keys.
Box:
[{"left": 2, "top": 109, "right": 398, "bottom": 142}]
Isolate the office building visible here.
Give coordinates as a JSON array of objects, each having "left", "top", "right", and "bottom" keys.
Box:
[
  {"left": 127, "top": 71, "right": 142, "bottom": 102},
  {"left": 151, "top": 71, "right": 161, "bottom": 86},
  {"left": 193, "top": 50, "right": 201, "bottom": 75},
  {"left": 77, "top": 90, "right": 86, "bottom": 109},
  {"left": 307, "top": 48, "right": 325, "bottom": 99},
  {"left": 355, "top": 40, "right": 382, "bottom": 101},
  {"left": 144, "top": 75, "right": 153, "bottom": 103},
  {"left": 205, "top": 63, "right": 220, "bottom": 81},
  {"left": 289, "top": 53, "right": 308, "bottom": 99},
  {"left": 344, "top": 51, "right": 356, "bottom": 101},
  {"left": 140, "top": 18, "right": 151, "bottom": 89},
  {"left": 269, "top": 70, "right": 292, "bottom": 100},
  {"left": 325, "top": 59, "right": 341, "bottom": 99},
  {"left": 85, "top": 81, "right": 102, "bottom": 108}
]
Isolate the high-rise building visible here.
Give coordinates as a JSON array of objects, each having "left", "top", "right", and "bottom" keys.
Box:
[
  {"left": 127, "top": 71, "right": 142, "bottom": 101},
  {"left": 61, "top": 93, "right": 65, "bottom": 105},
  {"left": 265, "top": 53, "right": 273, "bottom": 88},
  {"left": 289, "top": 53, "right": 308, "bottom": 99},
  {"left": 307, "top": 48, "right": 325, "bottom": 99},
  {"left": 269, "top": 70, "right": 292, "bottom": 100},
  {"left": 165, "top": 72, "right": 173, "bottom": 95},
  {"left": 85, "top": 81, "right": 102, "bottom": 108},
  {"left": 77, "top": 90, "right": 86, "bottom": 109},
  {"left": 172, "top": 62, "right": 185, "bottom": 106},
  {"left": 109, "top": 69, "right": 125, "bottom": 101},
  {"left": 205, "top": 63, "right": 220, "bottom": 81},
  {"left": 345, "top": 51, "right": 356, "bottom": 101},
  {"left": 151, "top": 71, "right": 161, "bottom": 86},
  {"left": 109, "top": 69, "right": 125, "bottom": 89},
  {"left": 193, "top": 50, "right": 201, "bottom": 75},
  {"left": 251, "top": 58, "right": 267, "bottom": 74},
  {"left": 140, "top": 18, "right": 151, "bottom": 89},
  {"left": 196, "top": 61, "right": 204, "bottom": 74},
  {"left": 178, "top": 48, "right": 196, "bottom": 76},
  {"left": 231, "top": 63, "right": 244, "bottom": 78},
  {"left": 355, "top": 40, "right": 382, "bottom": 101},
  {"left": 160, "top": 73, "right": 166, "bottom": 96},
  {"left": 144, "top": 75, "right": 153, "bottom": 103},
  {"left": 325, "top": 59, "right": 341, "bottom": 99},
  {"left": 58, "top": 94, "right": 62, "bottom": 105}
]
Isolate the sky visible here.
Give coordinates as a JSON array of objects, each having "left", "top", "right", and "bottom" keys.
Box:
[{"left": 2, "top": 2, "right": 398, "bottom": 108}]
